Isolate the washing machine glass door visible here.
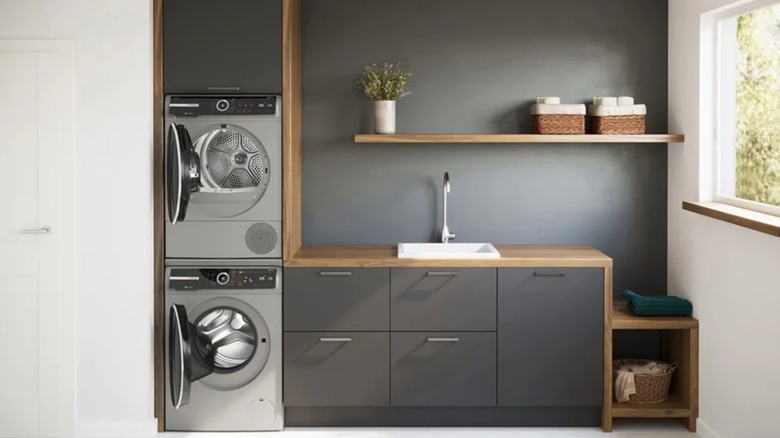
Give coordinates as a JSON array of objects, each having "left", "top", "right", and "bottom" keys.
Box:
[
  {"left": 166, "top": 123, "right": 201, "bottom": 224},
  {"left": 168, "top": 304, "right": 214, "bottom": 408},
  {"left": 189, "top": 124, "right": 271, "bottom": 218},
  {"left": 191, "top": 297, "right": 271, "bottom": 391}
]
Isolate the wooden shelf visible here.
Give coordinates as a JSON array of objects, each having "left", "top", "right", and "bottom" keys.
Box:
[
  {"left": 612, "top": 301, "right": 699, "bottom": 330},
  {"left": 612, "top": 397, "right": 691, "bottom": 418},
  {"left": 354, "top": 133, "right": 685, "bottom": 144}
]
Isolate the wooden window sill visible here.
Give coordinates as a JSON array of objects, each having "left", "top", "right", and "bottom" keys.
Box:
[{"left": 682, "top": 201, "right": 780, "bottom": 237}]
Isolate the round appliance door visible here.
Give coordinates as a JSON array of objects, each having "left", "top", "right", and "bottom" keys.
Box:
[
  {"left": 166, "top": 123, "right": 201, "bottom": 224},
  {"left": 169, "top": 304, "right": 215, "bottom": 409},
  {"left": 190, "top": 297, "right": 272, "bottom": 391},
  {"left": 190, "top": 124, "right": 271, "bottom": 218}
]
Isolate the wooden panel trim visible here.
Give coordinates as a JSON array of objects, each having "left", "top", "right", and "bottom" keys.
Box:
[
  {"left": 601, "top": 267, "right": 613, "bottom": 432},
  {"left": 282, "top": 0, "right": 302, "bottom": 262},
  {"left": 152, "top": 0, "right": 164, "bottom": 431},
  {"left": 355, "top": 133, "right": 685, "bottom": 144},
  {"left": 683, "top": 201, "right": 780, "bottom": 237}
]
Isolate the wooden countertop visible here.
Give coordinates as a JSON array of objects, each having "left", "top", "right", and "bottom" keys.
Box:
[{"left": 285, "top": 245, "right": 612, "bottom": 268}]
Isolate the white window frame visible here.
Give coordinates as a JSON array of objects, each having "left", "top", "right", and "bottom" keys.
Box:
[{"left": 711, "top": 0, "right": 780, "bottom": 217}]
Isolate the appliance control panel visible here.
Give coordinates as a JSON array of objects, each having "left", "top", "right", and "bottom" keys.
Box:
[
  {"left": 168, "top": 96, "right": 277, "bottom": 117},
  {"left": 210, "top": 268, "right": 277, "bottom": 289},
  {"left": 168, "top": 268, "right": 278, "bottom": 290}
]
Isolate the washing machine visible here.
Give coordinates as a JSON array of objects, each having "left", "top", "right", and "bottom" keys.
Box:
[
  {"left": 165, "top": 95, "right": 281, "bottom": 259},
  {"left": 165, "top": 261, "right": 283, "bottom": 431}
]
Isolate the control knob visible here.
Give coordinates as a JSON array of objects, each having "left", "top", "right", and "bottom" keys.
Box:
[
  {"left": 216, "top": 271, "right": 230, "bottom": 286},
  {"left": 216, "top": 99, "right": 230, "bottom": 112}
]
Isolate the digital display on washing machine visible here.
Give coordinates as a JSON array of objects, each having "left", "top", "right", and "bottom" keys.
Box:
[{"left": 209, "top": 268, "right": 277, "bottom": 289}]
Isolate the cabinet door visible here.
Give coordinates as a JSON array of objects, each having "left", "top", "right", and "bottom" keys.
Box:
[
  {"left": 284, "top": 332, "right": 389, "bottom": 406},
  {"left": 284, "top": 268, "right": 390, "bottom": 331},
  {"left": 391, "top": 268, "right": 496, "bottom": 331},
  {"left": 498, "top": 268, "right": 603, "bottom": 407},
  {"left": 391, "top": 332, "right": 496, "bottom": 406},
  {"left": 163, "top": 0, "right": 282, "bottom": 94}
]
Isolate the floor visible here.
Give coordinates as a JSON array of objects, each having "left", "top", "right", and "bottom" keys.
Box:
[{"left": 166, "top": 420, "right": 700, "bottom": 438}]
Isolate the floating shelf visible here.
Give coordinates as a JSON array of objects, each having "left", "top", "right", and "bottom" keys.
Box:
[{"left": 354, "top": 134, "right": 685, "bottom": 144}]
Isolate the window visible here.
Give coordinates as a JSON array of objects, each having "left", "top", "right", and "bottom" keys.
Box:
[{"left": 715, "top": 1, "right": 780, "bottom": 217}]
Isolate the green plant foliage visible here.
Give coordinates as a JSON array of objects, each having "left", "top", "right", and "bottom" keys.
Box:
[
  {"left": 357, "top": 63, "right": 412, "bottom": 101},
  {"left": 736, "top": 7, "right": 780, "bottom": 207}
]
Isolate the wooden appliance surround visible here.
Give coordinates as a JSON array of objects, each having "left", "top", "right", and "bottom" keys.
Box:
[{"left": 152, "top": 0, "right": 303, "bottom": 430}]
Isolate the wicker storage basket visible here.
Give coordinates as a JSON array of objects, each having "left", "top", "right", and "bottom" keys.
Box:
[
  {"left": 613, "top": 359, "right": 677, "bottom": 403},
  {"left": 591, "top": 115, "right": 646, "bottom": 135},
  {"left": 532, "top": 114, "right": 585, "bottom": 135}
]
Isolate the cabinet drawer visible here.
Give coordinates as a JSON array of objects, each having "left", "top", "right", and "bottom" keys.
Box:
[
  {"left": 390, "top": 332, "right": 496, "bottom": 406},
  {"left": 284, "top": 332, "right": 390, "bottom": 406},
  {"left": 497, "top": 268, "right": 603, "bottom": 407},
  {"left": 390, "top": 268, "right": 496, "bottom": 331},
  {"left": 284, "top": 268, "right": 389, "bottom": 331}
]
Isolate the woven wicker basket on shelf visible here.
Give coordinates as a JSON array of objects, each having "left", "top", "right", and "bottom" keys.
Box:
[
  {"left": 613, "top": 359, "right": 677, "bottom": 404},
  {"left": 532, "top": 114, "right": 585, "bottom": 135},
  {"left": 591, "top": 115, "right": 646, "bottom": 135}
]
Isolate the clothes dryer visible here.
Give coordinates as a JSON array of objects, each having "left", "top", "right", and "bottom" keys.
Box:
[{"left": 165, "top": 95, "right": 281, "bottom": 259}]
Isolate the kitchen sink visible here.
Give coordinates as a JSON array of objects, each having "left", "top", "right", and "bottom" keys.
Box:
[{"left": 397, "top": 243, "right": 501, "bottom": 259}]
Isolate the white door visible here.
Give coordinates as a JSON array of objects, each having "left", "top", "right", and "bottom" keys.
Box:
[{"left": 0, "top": 40, "right": 75, "bottom": 438}]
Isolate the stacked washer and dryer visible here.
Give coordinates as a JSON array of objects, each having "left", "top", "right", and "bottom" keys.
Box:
[{"left": 164, "top": 95, "right": 284, "bottom": 431}]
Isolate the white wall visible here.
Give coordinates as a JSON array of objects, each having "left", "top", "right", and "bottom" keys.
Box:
[
  {"left": 668, "top": 1, "right": 780, "bottom": 437},
  {"left": 0, "top": 0, "right": 155, "bottom": 436}
]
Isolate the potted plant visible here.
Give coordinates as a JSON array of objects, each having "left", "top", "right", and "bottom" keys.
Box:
[{"left": 358, "top": 62, "right": 412, "bottom": 134}]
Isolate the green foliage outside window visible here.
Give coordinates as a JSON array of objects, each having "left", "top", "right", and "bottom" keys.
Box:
[{"left": 736, "top": 6, "right": 780, "bottom": 206}]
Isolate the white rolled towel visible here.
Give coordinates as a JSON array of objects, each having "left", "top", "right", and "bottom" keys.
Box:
[
  {"left": 618, "top": 96, "right": 635, "bottom": 106},
  {"left": 600, "top": 97, "right": 618, "bottom": 106},
  {"left": 536, "top": 97, "right": 561, "bottom": 104}
]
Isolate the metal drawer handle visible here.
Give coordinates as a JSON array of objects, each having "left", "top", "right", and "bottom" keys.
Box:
[
  {"left": 533, "top": 271, "right": 567, "bottom": 277},
  {"left": 19, "top": 226, "right": 51, "bottom": 235},
  {"left": 319, "top": 271, "right": 352, "bottom": 277},
  {"left": 426, "top": 271, "right": 459, "bottom": 277},
  {"left": 207, "top": 86, "right": 240, "bottom": 91},
  {"left": 319, "top": 337, "right": 352, "bottom": 343},
  {"left": 426, "top": 337, "right": 460, "bottom": 343}
]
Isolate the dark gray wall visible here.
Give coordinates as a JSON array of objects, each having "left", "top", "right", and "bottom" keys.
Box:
[{"left": 301, "top": 0, "right": 668, "bottom": 300}]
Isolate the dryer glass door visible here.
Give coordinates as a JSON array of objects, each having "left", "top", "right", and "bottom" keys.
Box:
[
  {"left": 169, "top": 304, "right": 214, "bottom": 408},
  {"left": 166, "top": 123, "right": 200, "bottom": 224}
]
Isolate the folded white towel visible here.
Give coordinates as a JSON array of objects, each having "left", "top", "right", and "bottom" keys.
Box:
[
  {"left": 531, "top": 103, "right": 586, "bottom": 115},
  {"left": 588, "top": 104, "right": 647, "bottom": 116},
  {"left": 618, "top": 96, "right": 635, "bottom": 106}
]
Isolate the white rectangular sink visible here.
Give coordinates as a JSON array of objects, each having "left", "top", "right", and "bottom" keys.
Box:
[{"left": 398, "top": 243, "right": 501, "bottom": 259}]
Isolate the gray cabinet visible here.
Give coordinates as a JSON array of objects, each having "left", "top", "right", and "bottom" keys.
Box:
[
  {"left": 390, "top": 332, "right": 496, "bottom": 406},
  {"left": 497, "top": 268, "right": 603, "bottom": 407},
  {"left": 163, "top": 0, "right": 282, "bottom": 94},
  {"left": 284, "top": 332, "right": 390, "bottom": 406},
  {"left": 284, "top": 268, "right": 389, "bottom": 331},
  {"left": 390, "top": 268, "right": 496, "bottom": 331}
]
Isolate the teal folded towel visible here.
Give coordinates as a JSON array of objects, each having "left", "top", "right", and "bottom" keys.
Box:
[{"left": 622, "top": 290, "right": 693, "bottom": 316}]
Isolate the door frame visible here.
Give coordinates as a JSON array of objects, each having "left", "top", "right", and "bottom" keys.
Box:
[{"left": 0, "top": 38, "right": 76, "bottom": 437}]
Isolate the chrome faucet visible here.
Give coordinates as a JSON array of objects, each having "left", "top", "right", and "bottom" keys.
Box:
[{"left": 441, "top": 172, "right": 456, "bottom": 243}]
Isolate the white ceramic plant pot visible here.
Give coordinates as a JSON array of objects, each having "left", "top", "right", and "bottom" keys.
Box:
[{"left": 374, "top": 100, "right": 396, "bottom": 134}]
